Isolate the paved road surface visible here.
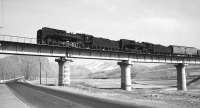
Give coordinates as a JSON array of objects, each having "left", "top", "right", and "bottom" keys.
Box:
[
  {"left": 7, "top": 82, "right": 152, "bottom": 108},
  {"left": 0, "top": 84, "right": 27, "bottom": 108}
]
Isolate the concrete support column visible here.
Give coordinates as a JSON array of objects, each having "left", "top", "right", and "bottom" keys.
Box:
[
  {"left": 55, "top": 57, "right": 72, "bottom": 86},
  {"left": 175, "top": 63, "right": 187, "bottom": 91},
  {"left": 118, "top": 60, "right": 132, "bottom": 91}
]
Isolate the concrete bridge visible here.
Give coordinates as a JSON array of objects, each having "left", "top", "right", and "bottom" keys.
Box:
[{"left": 0, "top": 35, "right": 200, "bottom": 91}]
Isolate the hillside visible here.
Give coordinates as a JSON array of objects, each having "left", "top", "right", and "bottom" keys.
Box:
[
  {"left": 136, "top": 64, "right": 200, "bottom": 80},
  {"left": 88, "top": 63, "right": 200, "bottom": 80},
  {"left": 71, "top": 59, "right": 118, "bottom": 73},
  {"left": 0, "top": 56, "right": 56, "bottom": 80},
  {"left": 88, "top": 64, "right": 150, "bottom": 79}
]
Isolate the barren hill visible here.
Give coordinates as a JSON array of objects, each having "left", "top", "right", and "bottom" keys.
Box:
[{"left": 88, "top": 63, "right": 200, "bottom": 80}]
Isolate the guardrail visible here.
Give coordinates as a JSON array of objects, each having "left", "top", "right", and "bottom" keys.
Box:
[{"left": 0, "top": 35, "right": 36, "bottom": 44}]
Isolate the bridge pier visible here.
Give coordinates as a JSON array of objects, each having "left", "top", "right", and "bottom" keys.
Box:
[
  {"left": 175, "top": 63, "right": 187, "bottom": 91},
  {"left": 55, "top": 57, "right": 72, "bottom": 86},
  {"left": 118, "top": 60, "right": 132, "bottom": 91}
]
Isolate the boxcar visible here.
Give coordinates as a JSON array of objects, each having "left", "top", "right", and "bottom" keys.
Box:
[
  {"left": 170, "top": 45, "right": 185, "bottom": 55},
  {"left": 185, "top": 47, "right": 198, "bottom": 55},
  {"left": 153, "top": 44, "right": 171, "bottom": 54}
]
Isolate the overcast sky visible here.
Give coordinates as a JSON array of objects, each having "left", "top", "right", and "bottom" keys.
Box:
[{"left": 0, "top": 0, "right": 200, "bottom": 48}]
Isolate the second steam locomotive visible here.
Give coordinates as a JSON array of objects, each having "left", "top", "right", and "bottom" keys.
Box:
[{"left": 37, "top": 27, "right": 200, "bottom": 57}]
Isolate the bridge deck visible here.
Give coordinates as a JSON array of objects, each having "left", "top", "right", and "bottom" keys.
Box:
[
  {"left": 0, "top": 41, "right": 200, "bottom": 64},
  {"left": 68, "top": 48, "right": 200, "bottom": 64},
  {"left": 0, "top": 41, "right": 67, "bottom": 57}
]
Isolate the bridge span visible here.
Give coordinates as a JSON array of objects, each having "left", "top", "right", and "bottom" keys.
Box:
[{"left": 0, "top": 35, "right": 199, "bottom": 91}]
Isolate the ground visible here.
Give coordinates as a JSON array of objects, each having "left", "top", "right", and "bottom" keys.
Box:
[{"left": 31, "top": 78, "right": 200, "bottom": 108}]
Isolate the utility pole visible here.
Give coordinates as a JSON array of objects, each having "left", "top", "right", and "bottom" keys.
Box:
[
  {"left": 46, "top": 71, "right": 47, "bottom": 85},
  {"left": 40, "top": 59, "right": 42, "bottom": 84},
  {"left": 25, "top": 63, "right": 30, "bottom": 80},
  {"left": 14, "top": 71, "right": 15, "bottom": 79},
  {"left": 1, "top": 72, "right": 3, "bottom": 80},
  {"left": 5, "top": 72, "right": 7, "bottom": 80}
]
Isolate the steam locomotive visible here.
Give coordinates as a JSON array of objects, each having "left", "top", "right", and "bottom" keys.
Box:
[{"left": 37, "top": 27, "right": 200, "bottom": 56}]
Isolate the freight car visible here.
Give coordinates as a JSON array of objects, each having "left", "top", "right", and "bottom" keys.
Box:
[
  {"left": 123, "top": 41, "right": 171, "bottom": 55},
  {"left": 170, "top": 45, "right": 198, "bottom": 56},
  {"left": 153, "top": 44, "right": 171, "bottom": 55},
  {"left": 185, "top": 47, "right": 198, "bottom": 56},
  {"left": 169, "top": 45, "right": 185, "bottom": 55}
]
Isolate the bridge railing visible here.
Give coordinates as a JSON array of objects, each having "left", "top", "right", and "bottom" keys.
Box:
[{"left": 0, "top": 35, "right": 36, "bottom": 44}]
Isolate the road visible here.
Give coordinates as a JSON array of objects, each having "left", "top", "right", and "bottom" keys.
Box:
[
  {"left": 0, "top": 84, "right": 27, "bottom": 108},
  {"left": 7, "top": 82, "right": 152, "bottom": 108}
]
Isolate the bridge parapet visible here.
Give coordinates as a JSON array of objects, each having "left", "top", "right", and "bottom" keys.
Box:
[
  {"left": 0, "top": 35, "right": 36, "bottom": 44},
  {"left": 0, "top": 41, "right": 66, "bottom": 57},
  {"left": 67, "top": 48, "right": 200, "bottom": 64}
]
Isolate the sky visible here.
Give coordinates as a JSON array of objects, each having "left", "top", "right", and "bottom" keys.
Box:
[
  {"left": 0, "top": 0, "right": 2, "bottom": 27},
  {"left": 0, "top": 0, "right": 200, "bottom": 49}
]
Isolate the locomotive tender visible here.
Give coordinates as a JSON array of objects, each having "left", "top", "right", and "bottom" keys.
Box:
[{"left": 37, "top": 27, "right": 200, "bottom": 57}]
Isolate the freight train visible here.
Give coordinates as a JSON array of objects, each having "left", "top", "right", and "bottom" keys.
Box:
[{"left": 37, "top": 27, "right": 200, "bottom": 57}]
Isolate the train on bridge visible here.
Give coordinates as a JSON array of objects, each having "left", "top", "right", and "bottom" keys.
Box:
[{"left": 37, "top": 27, "right": 200, "bottom": 57}]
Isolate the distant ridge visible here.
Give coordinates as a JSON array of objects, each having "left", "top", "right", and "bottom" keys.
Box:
[{"left": 88, "top": 63, "right": 200, "bottom": 80}]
